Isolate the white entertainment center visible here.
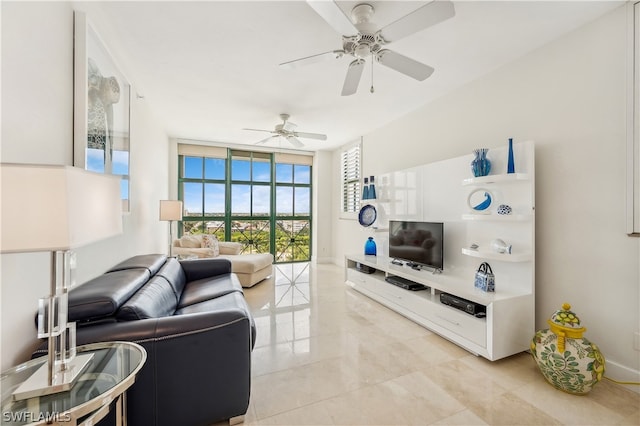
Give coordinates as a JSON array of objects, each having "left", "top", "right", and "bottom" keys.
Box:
[{"left": 345, "top": 141, "right": 535, "bottom": 361}]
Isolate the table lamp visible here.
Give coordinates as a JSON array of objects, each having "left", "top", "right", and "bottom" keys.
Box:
[
  {"left": 159, "top": 200, "right": 183, "bottom": 257},
  {"left": 0, "top": 163, "right": 123, "bottom": 400}
]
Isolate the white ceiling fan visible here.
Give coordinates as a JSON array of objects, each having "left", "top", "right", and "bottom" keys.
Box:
[
  {"left": 243, "top": 114, "right": 327, "bottom": 148},
  {"left": 280, "top": 1, "right": 455, "bottom": 96}
]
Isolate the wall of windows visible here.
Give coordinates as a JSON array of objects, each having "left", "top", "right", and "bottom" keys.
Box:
[{"left": 178, "top": 144, "right": 312, "bottom": 263}]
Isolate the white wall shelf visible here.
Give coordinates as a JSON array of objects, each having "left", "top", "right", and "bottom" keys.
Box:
[
  {"left": 462, "top": 173, "right": 530, "bottom": 186},
  {"left": 461, "top": 248, "right": 532, "bottom": 262},
  {"left": 462, "top": 213, "right": 532, "bottom": 222}
]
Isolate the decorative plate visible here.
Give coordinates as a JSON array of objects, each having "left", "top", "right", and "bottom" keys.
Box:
[
  {"left": 467, "top": 188, "right": 493, "bottom": 212},
  {"left": 358, "top": 204, "right": 377, "bottom": 227}
]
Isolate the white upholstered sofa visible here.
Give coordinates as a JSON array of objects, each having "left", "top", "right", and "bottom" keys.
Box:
[{"left": 172, "top": 234, "right": 273, "bottom": 287}]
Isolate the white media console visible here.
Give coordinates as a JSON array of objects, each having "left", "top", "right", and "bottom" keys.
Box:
[{"left": 345, "top": 141, "right": 535, "bottom": 361}]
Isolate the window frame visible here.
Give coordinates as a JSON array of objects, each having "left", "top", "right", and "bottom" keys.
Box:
[
  {"left": 178, "top": 153, "right": 228, "bottom": 239},
  {"left": 273, "top": 162, "right": 312, "bottom": 262}
]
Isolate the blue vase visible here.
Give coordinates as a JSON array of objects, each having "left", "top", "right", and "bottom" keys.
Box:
[
  {"left": 362, "top": 177, "right": 369, "bottom": 200},
  {"left": 507, "top": 138, "right": 515, "bottom": 174},
  {"left": 369, "top": 176, "right": 376, "bottom": 200},
  {"left": 471, "top": 149, "right": 491, "bottom": 177},
  {"left": 364, "top": 237, "right": 377, "bottom": 256}
]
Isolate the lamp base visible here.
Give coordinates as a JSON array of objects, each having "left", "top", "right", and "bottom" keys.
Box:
[{"left": 12, "top": 353, "right": 94, "bottom": 401}]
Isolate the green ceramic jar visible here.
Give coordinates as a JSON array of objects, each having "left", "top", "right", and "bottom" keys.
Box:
[{"left": 530, "top": 303, "right": 605, "bottom": 395}]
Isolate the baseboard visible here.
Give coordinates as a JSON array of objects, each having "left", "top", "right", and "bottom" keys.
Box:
[{"left": 605, "top": 360, "right": 640, "bottom": 394}]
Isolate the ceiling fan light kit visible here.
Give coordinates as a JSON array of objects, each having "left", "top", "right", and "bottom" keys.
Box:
[{"left": 280, "top": 0, "right": 455, "bottom": 96}]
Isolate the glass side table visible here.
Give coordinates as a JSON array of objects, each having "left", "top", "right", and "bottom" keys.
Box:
[{"left": 1, "top": 341, "right": 146, "bottom": 426}]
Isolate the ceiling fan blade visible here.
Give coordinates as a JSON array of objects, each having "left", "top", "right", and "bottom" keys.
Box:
[
  {"left": 287, "top": 136, "right": 304, "bottom": 148},
  {"left": 279, "top": 50, "right": 344, "bottom": 69},
  {"left": 377, "top": 50, "right": 434, "bottom": 81},
  {"left": 255, "top": 136, "right": 277, "bottom": 145},
  {"left": 306, "top": 1, "right": 358, "bottom": 36},
  {"left": 341, "top": 59, "right": 365, "bottom": 96},
  {"left": 378, "top": 0, "right": 455, "bottom": 43},
  {"left": 243, "top": 128, "right": 274, "bottom": 133},
  {"left": 295, "top": 132, "right": 327, "bottom": 141}
]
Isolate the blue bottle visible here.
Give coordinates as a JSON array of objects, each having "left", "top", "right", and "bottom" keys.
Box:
[
  {"left": 362, "top": 177, "right": 369, "bottom": 200},
  {"left": 369, "top": 176, "right": 376, "bottom": 200},
  {"left": 507, "top": 138, "right": 515, "bottom": 174},
  {"left": 364, "top": 237, "right": 377, "bottom": 256}
]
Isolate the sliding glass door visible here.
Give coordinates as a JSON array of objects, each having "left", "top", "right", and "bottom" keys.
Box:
[
  {"left": 274, "top": 163, "right": 311, "bottom": 262},
  {"left": 229, "top": 151, "right": 272, "bottom": 254}
]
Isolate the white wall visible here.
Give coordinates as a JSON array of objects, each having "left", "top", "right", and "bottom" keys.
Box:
[
  {"left": 0, "top": 1, "right": 170, "bottom": 370},
  {"left": 331, "top": 5, "right": 640, "bottom": 380},
  {"left": 312, "top": 150, "right": 333, "bottom": 263}
]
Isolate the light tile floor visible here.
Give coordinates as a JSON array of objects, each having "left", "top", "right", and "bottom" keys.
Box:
[{"left": 239, "top": 263, "right": 639, "bottom": 425}]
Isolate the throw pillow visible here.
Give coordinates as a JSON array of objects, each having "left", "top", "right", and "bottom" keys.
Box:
[
  {"left": 201, "top": 234, "right": 220, "bottom": 257},
  {"left": 180, "top": 235, "right": 202, "bottom": 248}
]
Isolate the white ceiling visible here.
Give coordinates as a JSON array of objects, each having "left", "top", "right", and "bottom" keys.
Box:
[{"left": 91, "top": 1, "right": 622, "bottom": 152}]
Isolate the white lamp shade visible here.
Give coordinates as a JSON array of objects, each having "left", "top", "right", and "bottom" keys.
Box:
[
  {"left": 1, "top": 164, "right": 123, "bottom": 253},
  {"left": 159, "top": 200, "right": 183, "bottom": 221}
]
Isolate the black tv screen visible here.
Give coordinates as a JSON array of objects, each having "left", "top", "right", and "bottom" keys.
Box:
[{"left": 388, "top": 220, "right": 444, "bottom": 271}]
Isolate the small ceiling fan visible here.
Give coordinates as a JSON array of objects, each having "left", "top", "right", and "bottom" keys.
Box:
[
  {"left": 243, "top": 114, "right": 327, "bottom": 148},
  {"left": 280, "top": 1, "right": 455, "bottom": 96}
]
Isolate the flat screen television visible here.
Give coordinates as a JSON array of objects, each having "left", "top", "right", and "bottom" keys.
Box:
[{"left": 388, "top": 220, "right": 444, "bottom": 272}]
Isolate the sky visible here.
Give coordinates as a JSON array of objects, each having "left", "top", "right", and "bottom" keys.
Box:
[{"left": 182, "top": 157, "right": 310, "bottom": 216}]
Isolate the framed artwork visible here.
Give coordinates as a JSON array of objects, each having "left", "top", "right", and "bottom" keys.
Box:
[{"left": 74, "top": 11, "right": 131, "bottom": 212}]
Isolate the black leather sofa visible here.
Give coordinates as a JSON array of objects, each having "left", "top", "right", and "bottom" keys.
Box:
[{"left": 33, "top": 254, "right": 256, "bottom": 426}]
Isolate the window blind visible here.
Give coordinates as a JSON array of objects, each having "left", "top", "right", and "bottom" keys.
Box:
[
  {"left": 178, "top": 144, "right": 313, "bottom": 165},
  {"left": 178, "top": 143, "right": 227, "bottom": 158},
  {"left": 275, "top": 152, "right": 313, "bottom": 166},
  {"left": 341, "top": 144, "right": 361, "bottom": 213}
]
